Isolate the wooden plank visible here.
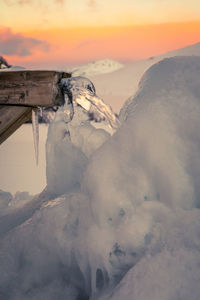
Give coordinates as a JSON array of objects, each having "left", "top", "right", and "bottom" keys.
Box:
[
  {"left": 0, "top": 105, "right": 32, "bottom": 144},
  {"left": 0, "top": 70, "right": 71, "bottom": 107}
]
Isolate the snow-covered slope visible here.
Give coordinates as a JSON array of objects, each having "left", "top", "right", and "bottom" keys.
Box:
[
  {"left": 1, "top": 56, "right": 200, "bottom": 300},
  {"left": 90, "top": 42, "right": 200, "bottom": 112},
  {"left": 158, "top": 41, "right": 200, "bottom": 58},
  {"left": 70, "top": 58, "right": 124, "bottom": 76}
]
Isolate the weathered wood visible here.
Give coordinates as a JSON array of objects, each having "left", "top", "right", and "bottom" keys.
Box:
[
  {"left": 0, "top": 70, "right": 71, "bottom": 107},
  {"left": 0, "top": 105, "right": 33, "bottom": 144}
]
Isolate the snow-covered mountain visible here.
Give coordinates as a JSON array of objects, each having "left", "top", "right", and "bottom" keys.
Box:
[{"left": 69, "top": 58, "right": 124, "bottom": 76}]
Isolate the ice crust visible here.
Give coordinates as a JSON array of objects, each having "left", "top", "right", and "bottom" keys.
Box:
[{"left": 1, "top": 56, "right": 200, "bottom": 299}]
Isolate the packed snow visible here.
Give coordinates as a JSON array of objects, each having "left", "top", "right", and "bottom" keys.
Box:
[
  {"left": 90, "top": 42, "right": 200, "bottom": 112},
  {"left": 70, "top": 59, "right": 124, "bottom": 77},
  {"left": 1, "top": 55, "right": 200, "bottom": 299}
]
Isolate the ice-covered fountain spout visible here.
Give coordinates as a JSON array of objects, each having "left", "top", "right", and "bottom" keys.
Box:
[
  {"left": 45, "top": 76, "right": 120, "bottom": 197},
  {"left": 60, "top": 76, "right": 120, "bottom": 130}
]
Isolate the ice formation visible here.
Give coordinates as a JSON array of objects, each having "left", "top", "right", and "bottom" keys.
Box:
[
  {"left": 45, "top": 76, "right": 118, "bottom": 198},
  {"left": 1, "top": 56, "right": 200, "bottom": 300},
  {"left": 60, "top": 76, "right": 119, "bottom": 130},
  {"left": 32, "top": 109, "right": 39, "bottom": 165}
]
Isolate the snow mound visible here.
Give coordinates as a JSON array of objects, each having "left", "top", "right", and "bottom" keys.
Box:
[
  {"left": 90, "top": 42, "right": 200, "bottom": 113},
  {"left": 1, "top": 56, "right": 200, "bottom": 300},
  {"left": 70, "top": 58, "right": 124, "bottom": 76},
  {"left": 158, "top": 41, "right": 200, "bottom": 59}
]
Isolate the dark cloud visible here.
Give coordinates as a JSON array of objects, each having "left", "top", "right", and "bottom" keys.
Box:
[{"left": 0, "top": 28, "right": 50, "bottom": 56}]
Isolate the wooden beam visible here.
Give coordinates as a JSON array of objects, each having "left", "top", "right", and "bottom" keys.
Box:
[
  {"left": 0, "top": 70, "right": 71, "bottom": 107},
  {"left": 0, "top": 105, "right": 33, "bottom": 144}
]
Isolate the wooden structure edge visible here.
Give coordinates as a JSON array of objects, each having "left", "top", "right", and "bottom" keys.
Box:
[{"left": 0, "top": 70, "right": 71, "bottom": 144}]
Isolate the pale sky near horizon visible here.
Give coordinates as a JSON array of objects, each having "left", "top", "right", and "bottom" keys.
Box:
[{"left": 1, "top": 0, "right": 200, "bottom": 67}]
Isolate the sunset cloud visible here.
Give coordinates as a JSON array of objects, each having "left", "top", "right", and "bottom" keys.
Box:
[
  {"left": 1, "top": 21, "right": 200, "bottom": 69},
  {"left": 0, "top": 27, "right": 49, "bottom": 56}
]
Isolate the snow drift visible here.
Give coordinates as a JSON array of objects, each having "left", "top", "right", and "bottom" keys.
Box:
[
  {"left": 1, "top": 56, "right": 200, "bottom": 300},
  {"left": 90, "top": 42, "right": 200, "bottom": 112}
]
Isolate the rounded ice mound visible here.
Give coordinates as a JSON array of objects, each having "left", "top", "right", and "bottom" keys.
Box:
[{"left": 82, "top": 56, "right": 200, "bottom": 298}]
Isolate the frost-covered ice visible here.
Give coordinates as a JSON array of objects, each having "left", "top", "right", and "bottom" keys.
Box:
[
  {"left": 1, "top": 56, "right": 200, "bottom": 299},
  {"left": 31, "top": 109, "right": 39, "bottom": 165},
  {"left": 46, "top": 76, "right": 116, "bottom": 198}
]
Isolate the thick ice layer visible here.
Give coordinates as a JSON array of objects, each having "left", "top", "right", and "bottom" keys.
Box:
[
  {"left": 1, "top": 56, "right": 200, "bottom": 300},
  {"left": 32, "top": 109, "right": 39, "bottom": 165},
  {"left": 45, "top": 101, "right": 110, "bottom": 197}
]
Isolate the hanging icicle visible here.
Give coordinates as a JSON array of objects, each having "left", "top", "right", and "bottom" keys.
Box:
[{"left": 32, "top": 108, "right": 39, "bottom": 165}]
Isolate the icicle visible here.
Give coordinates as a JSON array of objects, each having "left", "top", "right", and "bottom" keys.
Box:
[{"left": 32, "top": 108, "right": 39, "bottom": 165}]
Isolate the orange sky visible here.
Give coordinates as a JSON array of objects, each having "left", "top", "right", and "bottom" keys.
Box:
[
  {"left": 1, "top": 0, "right": 200, "bottom": 68},
  {"left": 2, "top": 21, "right": 199, "bottom": 68}
]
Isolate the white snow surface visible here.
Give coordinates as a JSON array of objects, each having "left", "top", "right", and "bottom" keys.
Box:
[
  {"left": 90, "top": 42, "right": 200, "bottom": 112},
  {"left": 70, "top": 58, "right": 124, "bottom": 77},
  {"left": 1, "top": 55, "right": 200, "bottom": 299}
]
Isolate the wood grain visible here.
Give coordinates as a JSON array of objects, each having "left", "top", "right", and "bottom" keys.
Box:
[
  {"left": 0, "top": 70, "right": 71, "bottom": 107},
  {"left": 0, "top": 105, "right": 33, "bottom": 144}
]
